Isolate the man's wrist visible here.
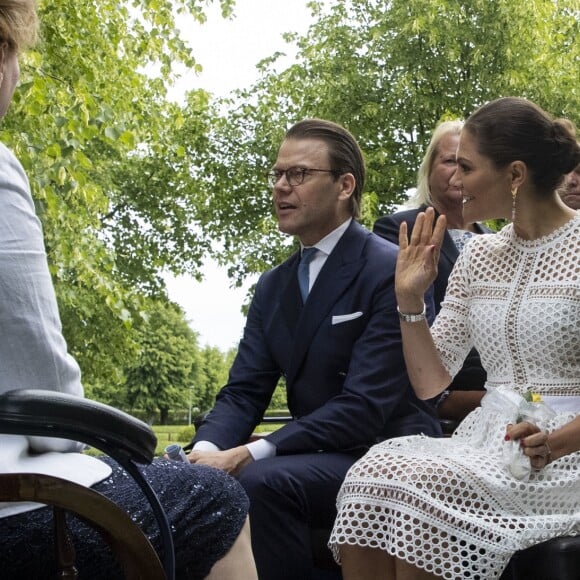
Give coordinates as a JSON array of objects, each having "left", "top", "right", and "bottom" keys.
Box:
[
  {"left": 192, "top": 440, "right": 220, "bottom": 452},
  {"left": 246, "top": 438, "right": 276, "bottom": 461},
  {"left": 232, "top": 445, "right": 254, "bottom": 472}
]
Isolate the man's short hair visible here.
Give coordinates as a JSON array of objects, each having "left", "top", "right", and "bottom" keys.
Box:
[{"left": 285, "top": 119, "right": 365, "bottom": 218}]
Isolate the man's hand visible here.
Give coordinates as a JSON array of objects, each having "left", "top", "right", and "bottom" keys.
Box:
[{"left": 188, "top": 445, "right": 254, "bottom": 477}]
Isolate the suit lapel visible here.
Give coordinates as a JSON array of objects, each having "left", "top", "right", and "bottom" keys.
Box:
[
  {"left": 279, "top": 253, "right": 302, "bottom": 338},
  {"left": 285, "top": 221, "right": 368, "bottom": 386}
]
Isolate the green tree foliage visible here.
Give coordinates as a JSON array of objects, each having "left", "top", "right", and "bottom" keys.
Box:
[
  {"left": 3, "top": 0, "right": 578, "bottom": 414},
  {"left": 268, "top": 381, "right": 289, "bottom": 413},
  {"left": 194, "top": 0, "right": 579, "bottom": 285},
  {"left": 123, "top": 299, "right": 200, "bottom": 424},
  {"left": 194, "top": 345, "right": 232, "bottom": 412},
  {"left": 0, "top": 0, "right": 234, "bottom": 386}
]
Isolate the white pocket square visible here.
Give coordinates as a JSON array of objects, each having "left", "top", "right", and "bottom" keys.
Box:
[{"left": 332, "top": 311, "right": 363, "bottom": 325}]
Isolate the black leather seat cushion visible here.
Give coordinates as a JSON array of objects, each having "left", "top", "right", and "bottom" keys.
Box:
[{"left": 500, "top": 535, "right": 580, "bottom": 580}]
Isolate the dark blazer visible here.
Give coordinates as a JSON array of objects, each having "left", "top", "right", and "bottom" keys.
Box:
[
  {"left": 373, "top": 205, "right": 490, "bottom": 391},
  {"left": 194, "top": 219, "right": 441, "bottom": 454}
]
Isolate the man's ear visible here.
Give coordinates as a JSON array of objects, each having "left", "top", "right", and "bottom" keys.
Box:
[{"left": 338, "top": 172, "right": 356, "bottom": 201}]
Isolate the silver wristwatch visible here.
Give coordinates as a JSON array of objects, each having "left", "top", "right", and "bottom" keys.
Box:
[{"left": 397, "top": 304, "right": 426, "bottom": 323}]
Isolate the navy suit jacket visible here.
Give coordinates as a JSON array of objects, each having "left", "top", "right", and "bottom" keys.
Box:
[
  {"left": 373, "top": 205, "right": 490, "bottom": 391},
  {"left": 194, "top": 220, "right": 441, "bottom": 455}
]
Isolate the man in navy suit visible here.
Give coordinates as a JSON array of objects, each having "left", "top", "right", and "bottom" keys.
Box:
[{"left": 189, "top": 119, "right": 440, "bottom": 580}]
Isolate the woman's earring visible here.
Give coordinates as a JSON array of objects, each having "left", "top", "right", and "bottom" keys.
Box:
[
  {"left": 511, "top": 186, "right": 518, "bottom": 222},
  {"left": 0, "top": 72, "right": 4, "bottom": 89}
]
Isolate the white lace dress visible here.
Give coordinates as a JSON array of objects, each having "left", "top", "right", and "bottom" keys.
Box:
[{"left": 329, "top": 214, "right": 580, "bottom": 579}]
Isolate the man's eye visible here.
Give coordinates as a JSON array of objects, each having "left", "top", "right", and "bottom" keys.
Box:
[{"left": 288, "top": 168, "right": 305, "bottom": 180}]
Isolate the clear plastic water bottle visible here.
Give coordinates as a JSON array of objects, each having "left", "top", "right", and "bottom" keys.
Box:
[{"left": 165, "top": 443, "right": 188, "bottom": 462}]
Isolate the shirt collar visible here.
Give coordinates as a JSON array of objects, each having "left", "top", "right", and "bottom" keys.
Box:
[{"left": 300, "top": 218, "right": 352, "bottom": 256}]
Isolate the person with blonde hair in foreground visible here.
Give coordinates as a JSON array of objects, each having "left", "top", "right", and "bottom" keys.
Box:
[{"left": 0, "top": 2, "right": 257, "bottom": 578}]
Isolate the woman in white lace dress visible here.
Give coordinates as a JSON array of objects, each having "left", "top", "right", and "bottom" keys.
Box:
[{"left": 329, "top": 97, "right": 580, "bottom": 580}]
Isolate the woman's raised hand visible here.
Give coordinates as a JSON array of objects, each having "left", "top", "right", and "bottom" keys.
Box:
[{"left": 395, "top": 207, "right": 447, "bottom": 310}]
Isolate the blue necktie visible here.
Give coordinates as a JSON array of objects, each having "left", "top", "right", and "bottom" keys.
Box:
[{"left": 298, "top": 247, "right": 317, "bottom": 303}]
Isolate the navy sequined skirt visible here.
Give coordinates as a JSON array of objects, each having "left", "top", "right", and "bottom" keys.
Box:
[{"left": 0, "top": 457, "right": 249, "bottom": 579}]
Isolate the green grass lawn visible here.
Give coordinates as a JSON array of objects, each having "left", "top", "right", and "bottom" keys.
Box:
[
  {"left": 83, "top": 425, "right": 194, "bottom": 457},
  {"left": 152, "top": 424, "right": 284, "bottom": 455},
  {"left": 85, "top": 423, "right": 285, "bottom": 457},
  {"left": 152, "top": 425, "right": 193, "bottom": 455}
]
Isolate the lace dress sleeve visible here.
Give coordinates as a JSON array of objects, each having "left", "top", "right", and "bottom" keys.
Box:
[{"left": 430, "top": 243, "right": 475, "bottom": 381}]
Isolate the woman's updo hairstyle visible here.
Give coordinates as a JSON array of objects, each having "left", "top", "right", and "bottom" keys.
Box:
[
  {"left": 0, "top": 0, "right": 37, "bottom": 53},
  {"left": 464, "top": 97, "right": 580, "bottom": 194}
]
